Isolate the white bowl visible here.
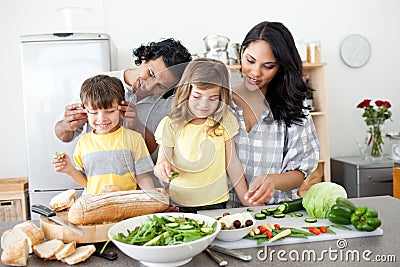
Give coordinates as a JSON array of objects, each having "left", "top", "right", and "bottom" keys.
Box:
[
  {"left": 108, "top": 212, "right": 221, "bottom": 267},
  {"left": 216, "top": 223, "right": 254, "bottom": 242}
]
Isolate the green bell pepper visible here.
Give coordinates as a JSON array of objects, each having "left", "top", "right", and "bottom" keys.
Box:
[
  {"left": 327, "top": 197, "right": 356, "bottom": 225},
  {"left": 350, "top": 206, "right": 381, "bottom": 232}
]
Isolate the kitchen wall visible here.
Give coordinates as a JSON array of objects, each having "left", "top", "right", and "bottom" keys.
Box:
[{"left": 1, "top": 0, "right": 400, "bottom": 178}]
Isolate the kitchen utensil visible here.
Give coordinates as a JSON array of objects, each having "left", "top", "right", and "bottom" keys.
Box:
[
  {"left": 205, "top": 248, "right": 227, "bottom": 266},
  {"left": 93, "top": 242, "right": 118, "bottom": 261},
  {"left": 209, "top": 245, "right": 252, "bottom": 261},
  {"left": 203, "top": 35, "right": 230, "bottom": 52},
  {"left": 32, "top": 204, "right": 85, "bottom": 236}
]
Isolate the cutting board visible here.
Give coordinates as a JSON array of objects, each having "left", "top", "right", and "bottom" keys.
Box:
[
  {"left": 39, "top": 211, "right": 115, "bottom": 244},
  {"left": 198, "top": 206, "right": 383, "bottom": 249}
]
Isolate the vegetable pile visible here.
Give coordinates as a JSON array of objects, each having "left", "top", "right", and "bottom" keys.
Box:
[
  {"left": 302, "top": 182, "right": 347, "bottom": 218},
  {"left": 327, "top": 197, "right": 381, "bottom": 232},
  {"left": 112, "top": 215, "right": 217, "bottom": 246}
]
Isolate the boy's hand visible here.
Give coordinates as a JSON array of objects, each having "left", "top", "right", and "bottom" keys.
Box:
[{"left": 52, "top": 152, "right": 74, "bottom": 174}]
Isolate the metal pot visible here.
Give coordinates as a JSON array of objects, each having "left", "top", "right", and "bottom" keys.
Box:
[{"left": 203, "top": 35, "right": 230, "bottom": 52}]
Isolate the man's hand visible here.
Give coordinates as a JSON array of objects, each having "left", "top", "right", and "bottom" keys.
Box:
[
  {"left": 118, "top": 100, "right": 138, "bottom": 130},
  {"left": 55, "top": 103, "right": 87, "bottom": 142},
  {"left": 63, "top": 103, "right": 88, "bottom": 132}
]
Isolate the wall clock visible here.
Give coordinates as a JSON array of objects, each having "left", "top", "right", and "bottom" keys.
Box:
[{"left": 340, "top": 34, "right": 371, "bottom": 68}]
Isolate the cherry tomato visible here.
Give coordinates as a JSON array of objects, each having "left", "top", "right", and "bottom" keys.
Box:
[
  {"left": 320, "top": 226, "right": 328, "bottom": 233},
  {"left": 274, "top": 224, "right": 281, "bottom": 230},
  {"left": 257, "top": 225, "right": 267, "bottom": 234},
  {"left": 265, "top": 229, "right": 273, "bottom": 239}
]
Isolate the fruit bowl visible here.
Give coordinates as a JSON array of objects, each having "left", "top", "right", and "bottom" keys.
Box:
[{"left": 108, "top": 212, "right": 221, "bottom": 267}]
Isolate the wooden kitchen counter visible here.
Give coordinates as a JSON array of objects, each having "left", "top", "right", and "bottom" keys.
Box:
[{"left": 0, "top": 196, "right": 399, "bottom": 266}]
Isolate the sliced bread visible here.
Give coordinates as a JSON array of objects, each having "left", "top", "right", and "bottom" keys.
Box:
[
  {"left": 50, "top": 189, "right": 76, "bottom": 211},
  {"left": 33, "top": 239, "right": 64, "bottom": 259},
  {"left": 55, "top": 241, "right": 76, "bottom": 260},
  {"left": 1, "top": 238, "right": 29, "bottom": 266},
  {"left": 62, "top": 244, "right": 96, "bottom": 265}
]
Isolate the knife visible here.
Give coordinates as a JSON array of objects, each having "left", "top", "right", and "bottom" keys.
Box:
[
  {"left": 205, "top": 248, "right": 227, "bottom": 266},
  {"left": 32, "top": 204, "right": 85, "bottom": 236},
  {"left": 209, "top": 245, "right": 252, "bottom": 261}
]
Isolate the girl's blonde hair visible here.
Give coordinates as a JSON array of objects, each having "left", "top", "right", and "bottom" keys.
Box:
[{"left": 170, "top": 58, "right": 230, "bottom": 136}]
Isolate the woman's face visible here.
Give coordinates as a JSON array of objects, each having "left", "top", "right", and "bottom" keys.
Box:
[
  {"left": 188, "top": 85, "right": 221, "bottom": 119},
  {"left": 241, "top": 40, "right": 280, "bottom": 95},
  {"left": 132, "top": 57, "right": 177, "bottom": 99}
]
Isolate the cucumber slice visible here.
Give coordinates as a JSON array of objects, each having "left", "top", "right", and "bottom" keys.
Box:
[
  {"left": 273, "top": 213, "right": 285, "bottom": 218},
  {"left": 164, "top": 216, "right": 176, "bottom": 223},
  {"left": 276, "top": 203, "right": 288, "bottom": 213},
  {"left": 247, "top": 207, "right": 254, "bottom": 212},
  {"left": 165, "top": 222, "right": 179, "bottom": 228},
  {"left": 200, "top": 227, "right": 214, "bottom": 233},
  {"left": 179, "top": 224, "right": 194, "bottom": 230},
  {"left": 294, "top": 213, "right": 304, "bottom": 217},
  {"left": 305, "top": 217, "right": 317, "bottom": 223},
  {"left": 254, "top": 213, "right": 267, "bottom": 220},
  {"left": 261, "top": 209, "right": 270, "bottom": 215},
  {"left": 266, "top": 207, "right": 277, "bottom": 213}
]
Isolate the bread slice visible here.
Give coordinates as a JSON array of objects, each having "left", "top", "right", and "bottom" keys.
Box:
[
  {"left": 1, "top": 238, "right": 29, "bottom": 266},
  {"left": 50, "top": 189, "right": 76, "bottom": 211},
  {"left": 33, "top": 239, "right": 64, "bottom": 259},
  {"left": 62, "top": 244, "right": 96, "bottom": 265},
  {"left": 55, "top": 241, "right": 76, "bottom": 260},
  {"left": 1, "top": 229, "right": 27, "bottom": 250}
]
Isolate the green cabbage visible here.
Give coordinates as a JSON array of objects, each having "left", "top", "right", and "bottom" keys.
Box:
[{"left": 302, "top": 182, "right": 347, "bottom": 218}]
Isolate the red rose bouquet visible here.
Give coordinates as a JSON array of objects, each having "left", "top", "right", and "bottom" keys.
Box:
[{"left": 357, "top": 99, "right": 392, "bottom": 159}]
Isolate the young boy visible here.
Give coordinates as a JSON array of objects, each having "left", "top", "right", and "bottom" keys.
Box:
[{"left": 52, "top": 75, "right": 156, "bottom": 194}]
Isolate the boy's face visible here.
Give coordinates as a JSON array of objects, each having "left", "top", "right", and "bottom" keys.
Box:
[{"left": 85, "top": 100, "right": 121, "bottom": 135}]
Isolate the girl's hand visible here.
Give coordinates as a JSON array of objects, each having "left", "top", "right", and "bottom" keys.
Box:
[
  {"left": 154, "top": 161, "right": 178, "bottom": 183},
  {"left": 51, "top": 153, "right": 74, "bottom": 174},
  {"left": 245, "top": 175, "right": 275, "bottom": 205}
]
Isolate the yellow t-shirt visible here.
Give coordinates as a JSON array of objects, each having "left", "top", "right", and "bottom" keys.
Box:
[
  {"left": 73, "top": 126, "right": 154, "bottom": 194},
  {"left": 155, "top": 111, "right": 239, "bottom": 206}
]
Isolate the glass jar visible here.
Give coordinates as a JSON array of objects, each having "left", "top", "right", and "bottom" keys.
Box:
[{"left": 307, "top": 41, "right": 321, "bottom": 63}]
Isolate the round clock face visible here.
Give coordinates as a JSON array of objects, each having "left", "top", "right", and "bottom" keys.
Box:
[{"left": 340, "top": 34, "right": 371, "bottom": 68}]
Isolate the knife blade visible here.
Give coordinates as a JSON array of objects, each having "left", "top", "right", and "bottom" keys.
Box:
[
  {"left": 209, "top": 245, "right": 252, "bottom": 261},
  {"left": 32, "top": 204, "right": 85, "bottom": 236}
]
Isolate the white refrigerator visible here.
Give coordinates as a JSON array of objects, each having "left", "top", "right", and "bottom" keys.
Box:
[{"left": 20, "top": 33, "right": 112, "bottom": 219}]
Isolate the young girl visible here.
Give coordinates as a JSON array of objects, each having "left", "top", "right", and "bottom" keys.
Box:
[
  {"left": 52, "top": 75, "right": 156, "bottom": 194},
  {"left": 154, "top": 58, "right": 252, "bottom": 212}
]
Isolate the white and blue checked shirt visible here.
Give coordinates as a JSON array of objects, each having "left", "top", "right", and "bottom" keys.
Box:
[{"left": 228, "top": 98, "right": 320, "bottom": 207}]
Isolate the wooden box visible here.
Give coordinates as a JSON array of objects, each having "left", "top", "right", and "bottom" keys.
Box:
[{"left": 0, "top": 178, "right": 29, "bottom": 221}]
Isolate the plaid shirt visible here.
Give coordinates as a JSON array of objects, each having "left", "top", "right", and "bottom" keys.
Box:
[{"left": 228, "top": 98, "right": 320, "bottom": 207}]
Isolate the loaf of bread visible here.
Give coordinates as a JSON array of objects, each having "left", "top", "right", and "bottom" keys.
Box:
[
  {"left": 1, "top": 238, "right": 29, "bottom": 266},
  {"left": 1, "top": 221, "right": 44, "bottom": 254},
  {"left": 50, "top": 189, "right": 76, "bottom": 211},
  {"left": 68, "top": 190, "right": 169, "bottom": 224}
]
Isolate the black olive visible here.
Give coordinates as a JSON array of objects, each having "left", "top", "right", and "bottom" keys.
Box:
[
  {"left": 245, "top": 219, "right": 253, "bottom": 227},
  {"left": 233, "top": 220, "right": 241, "bottom": 229}
]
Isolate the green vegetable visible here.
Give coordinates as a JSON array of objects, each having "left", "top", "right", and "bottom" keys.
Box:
[
  {"left": 336, "top": 197, "right": 356, "bottom": 212},
  {"left": 56, "top": 152, "right": 66, "bottom": 159},
  {"left": 170, "top": 172, "right": 179, "bottom": 180},
  {"left": 350, "top": 206, "right": 381, "bottom": 232},
  {"left": 302, "top": 182, "right": 347, "bottom": 218},
  {"left": 330, "top": 224, "right": 352, "bottom": 231},
  {"left": 246, "top": 208, "right": 254, "bottom": 212},
  {"left": 112, "top": 214, "right": 217, "bottom": 246},
  {"left": 327, "top": 197, "right": 357, "bottom": 225},
  {"left": 254, "top": 213, "right": 266, "bottom": 220},
  {"left": 304, "top": 217, "right": 317, "bottom": 223},
  {"left": 275, "top": 199, "right": 304, "bottom": 214}
]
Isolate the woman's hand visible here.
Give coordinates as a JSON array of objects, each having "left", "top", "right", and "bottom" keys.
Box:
[
  {"left": 245, "top": 175, "right": 275, "bottom": 205},
  {"left": 51, "top": 153, "right": 75, "bottom": 174},
  {"left": 154, "top": 161, "right": 178, "bottom": 183}
]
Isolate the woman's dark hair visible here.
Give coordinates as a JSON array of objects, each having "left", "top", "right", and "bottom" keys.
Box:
[
  {"left": 133, "top": 38, "right": 192, "bottom": 98},
  {"left": 241, "top": 21, "right": 311, "bottom": 126}
]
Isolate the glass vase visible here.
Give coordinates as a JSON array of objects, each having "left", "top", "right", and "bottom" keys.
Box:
[{"left": 364, "top": 118, "right": 386, "bottom": 161}]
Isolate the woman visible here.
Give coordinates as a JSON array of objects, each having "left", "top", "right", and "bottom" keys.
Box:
[
  {"left": 230, "top": 21, "right": 320, "bottom": 207},
  {"left": 54, "top": 38, "right": 192, "bottom": 155}
]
